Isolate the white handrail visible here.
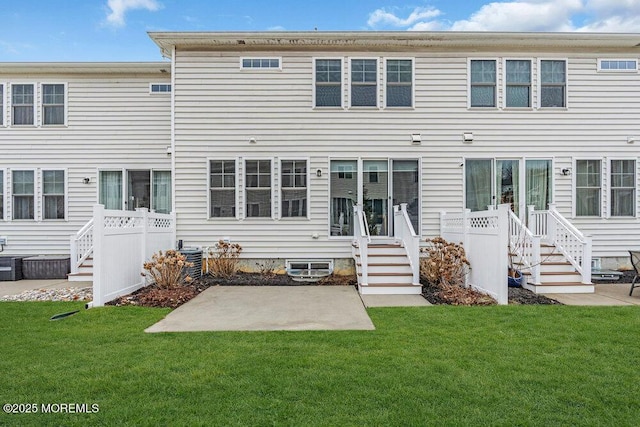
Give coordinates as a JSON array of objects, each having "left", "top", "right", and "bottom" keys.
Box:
[
  {"left": 70, "top": 218, "right": 94, "bottom": 274},
  {"left": 353, "top": 205, "right": 370, "bottom": 287},
  {"left": 547, "top": 206, "right": 591, "bottom": 284},
  {"left": 393, "top": 203, "right": 420, "bottom": 284},
  {"left": 508, "top": 210, "right": 541, "bottom": 285}
]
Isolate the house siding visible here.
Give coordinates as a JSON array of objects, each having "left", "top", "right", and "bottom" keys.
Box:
[
  {"left": 0, "top": 67, "right": 171, "bottom": 255},
  {"left": 173, "top": 48, "right": 640, "bottom": 262}
]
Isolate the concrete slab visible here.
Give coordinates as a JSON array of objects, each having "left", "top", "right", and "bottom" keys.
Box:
[
  {"left": 0, "top": 279, "right": 92, "bottom": 297},
  {"left": 145, "top": 286, "right": 376, "bottom": 333},
  {"left": 542, "top": 282, "right": 640, "bottom": 306},
  {"left": 361, "top": 294, "right": 431, "bottom": 308}
]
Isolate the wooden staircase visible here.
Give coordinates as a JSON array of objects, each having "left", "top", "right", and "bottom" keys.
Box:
[
  {"left": 67, "top": 257, "right": 94, "bottom": 282},
  {"left": 353, "top": 242, "right": 422, "bottom": 295},
  {"left": 517, "top": 244, "right": 594, "bottom": 294}
]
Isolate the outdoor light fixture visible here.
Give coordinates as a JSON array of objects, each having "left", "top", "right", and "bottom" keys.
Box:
[
  {"left": 462, "top": 132, "right": 474, "bottom": 143},
  {"left": 83, "top": 177, "right": 90, "bottom": 184},
  {"left": 316, "top": 169, "right": 322, "bottom": 177},
  {"left": 561, "top": 168, "right": 571, "bottom": 176},
  {"left": 410, "top": 133, "right": 421, "bottom": 145},
  {"left": 249, "top": 137, "right": 257, "bottom": 144}
]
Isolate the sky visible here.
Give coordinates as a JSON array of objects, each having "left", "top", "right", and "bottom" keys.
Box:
[{"left": 2, "top": 0, "right": 640, "bottom": 62}]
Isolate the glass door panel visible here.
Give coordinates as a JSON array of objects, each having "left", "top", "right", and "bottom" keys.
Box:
[
  {"left": 363, "top": 160, "right": 389, "bottom": 236},
  {"left": 392, "top": 159, "right": 419, "bottom": 233},
  {"left": 330, "top": 160, "right": 357, "bottom": 236},
  {"left": 99, "top": 171, "right": 123, "bottom": 210},
  {"left": 127, "top": 170, "right": 151, "bottom": 211},
  {"left": 496, "top": 160, "right": 519, "bottom": 215},
  {"left": 526, "top": 160, "right": 552, "bottom": 211},
  {"left": 465, "top": 159, "right": 493, "bottom": 211},
  {"left": 152, "top": 171, "right": 172, "bottom": 214}
]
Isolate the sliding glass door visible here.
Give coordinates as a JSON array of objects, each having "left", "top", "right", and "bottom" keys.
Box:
[{"left": 99, "top": 169, "right": 171, "bottom": 213}]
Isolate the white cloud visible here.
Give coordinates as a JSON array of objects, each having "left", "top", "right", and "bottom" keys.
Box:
[
  {"left": 105, "top": 0, "right": 161, "bottom": 27},
  {"left": 368, "top": 0, "right": 640, "bottom": 32},
  {"left": 367, "top": 6, "right": 441, "bottom": 28},
  {"left": 267, "top": 25, "right": 286, "bottom": 31}
]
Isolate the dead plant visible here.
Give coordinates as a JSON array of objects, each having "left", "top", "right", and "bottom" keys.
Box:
[
  {"left": 420, "top": 237, "right": 470, "bottom": 288},
  {"left": 142, "top": 250, "right": 194, "bottom": 289},
  {"left": 207, "top": 240, "right": 243, "bottom": 278}
]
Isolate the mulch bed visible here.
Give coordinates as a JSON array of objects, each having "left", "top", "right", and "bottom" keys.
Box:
[{"left": 421, "top": 280, "right": 562, "bottom": 305}]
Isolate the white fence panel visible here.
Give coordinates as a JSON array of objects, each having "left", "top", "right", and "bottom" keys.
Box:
[
  {"left": 92, "top": 205, "right": 176, "bottom": 307},
  {"left": 441, "top": 205, "right": 509, "bottom": 305}
]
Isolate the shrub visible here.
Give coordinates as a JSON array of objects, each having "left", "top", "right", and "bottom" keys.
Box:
[
  {"left": 142, "top": 250, "right": 194, "bottom": 289},
  {"left": 420, "top": 237, "right": 470, "bottom": 288},
  {"left": 207, "top": 240, "right": 243, "bottom": 278}
]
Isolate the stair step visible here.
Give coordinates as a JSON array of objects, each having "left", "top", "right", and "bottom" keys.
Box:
[
  {"left": 355, "top": 253, "right": 406, "bottom": 257},
  {"left": 365, "top": 283, "right": 421, "bottom": 287},
  {"left": 357, "top": 262, "right": 410, "bottom": 267},
  {"left": 358, "top": 272, "right": 413, "bottom": 277}
]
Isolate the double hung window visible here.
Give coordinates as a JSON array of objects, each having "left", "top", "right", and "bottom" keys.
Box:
[{"left": 470, "top": 60, "right": 496, "bottom": 108}]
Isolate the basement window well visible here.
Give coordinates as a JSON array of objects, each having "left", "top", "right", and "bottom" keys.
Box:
[{"left": 286, "top": 259, "right": 333, "bottom": 282}]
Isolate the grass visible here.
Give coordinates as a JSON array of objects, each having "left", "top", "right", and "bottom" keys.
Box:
[{"left": 0, "top": 302, "right": 639, "bottom": 426}]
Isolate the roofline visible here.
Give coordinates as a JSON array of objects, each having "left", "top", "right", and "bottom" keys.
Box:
[
  {"left": 148, "top": 31, "right": 640, "bottom": 57},
  {"left": 0, "top": 62, "right": 171, "bottom": 75}
]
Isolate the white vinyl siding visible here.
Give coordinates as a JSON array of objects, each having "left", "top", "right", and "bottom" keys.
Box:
[
  {"left": 469, "top": 59, "right": 496, "bottom": 108},
  {"left": 610, "top": 159, "right": 636, "bottom": 217}
]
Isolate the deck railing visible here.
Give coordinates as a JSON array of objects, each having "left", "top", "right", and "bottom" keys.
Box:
[
  {"left": 393, "top": 203, "right": 420, "bottom": 284},
  {"left": 353, "top": 205, "right": 371, "bottom": 286},
  {"left": 508, "top": 210, "right": 541, "bottom": 285},
  {"left": 70, "top": 219, "right": 94, "bottom": 274}
]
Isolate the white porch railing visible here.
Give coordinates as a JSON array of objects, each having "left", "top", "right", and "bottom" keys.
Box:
[
  {"left": 352, "top": 204, "right": 371, "bottom": 286},
  {"left": 70, "top": 219, "right": 94, "bottom": 274},
  {"left": 508, "top": 210, "right": 541, "bottom": 285},
  {"left": 393, "top": 203, "right": 420, "bottom": 284},
  {"left": 528, "top": 204, "right": 592, "bottom": 284}
]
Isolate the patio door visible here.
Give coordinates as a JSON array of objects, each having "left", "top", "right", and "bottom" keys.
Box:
[
  {"left": 99, "top": 169, "right": 171, "bottom": 213},
  {"left": 127, "top": 170, "right": 151, "bottom": 211},
  {"left": 363, "top": 160, "right": 389, "bottom": 236}
]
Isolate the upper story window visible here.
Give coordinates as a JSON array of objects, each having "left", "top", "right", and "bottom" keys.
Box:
[
  {"left": 575, "top": 159, "right": 601, "bottom": 217},
  {"left": 540, "top": 60, "right": 566, "bottom": 108},
  {"left": 350, "top": 59, "right": 377, "bottom": 107},
  {"left": 505, "top": 60, "right": 531, "bottom": 108},
  {"left": 150, "top": 83, "right": 171, "bottom": 93},
  {"left": 598, "top": 59, "right": 638, "bottom": 72},
  {"left": 281, "top": 160, "right": 307, "bottom": 218},
  {"left": 42, "top": 84, "right": 65, "bottom": 125},
  {"left": 610, "top": 159, "right": 636, "bottom": 217},
  {"left": 0, "top": 170, "right": 3, "bottom": 220},
  {"left": 241, "top": 58, "right": 280, "bottom": 69},
  {"left": 12, "top": 84, "right": 34, "bottom": 125},
  {"left": 315, "top": 59, "right": 342, "bottom": 107},
  {"left": 245, "top": 160, "right": 272, "bottom": 218},
  {"left": 12, "top": 170, "right": 35, "bottom": 220},
  {"left": 42, "top": 170, "right": 65, "bottom": 220},
  {"left": 386, "top": 59, "right": 412, "bottom": 107},
  {"left": 209, "top": 160, "right": 236, "bottom": 218},
  {"left": 0, "top": 85, "right": 3, "bottom": 126},
  {"left": 470, "top": 60, "right": 496, "bottom": 108}
]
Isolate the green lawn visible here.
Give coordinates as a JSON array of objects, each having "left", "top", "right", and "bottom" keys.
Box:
[{"left": 0, "top": 302, "right": 639, "bottom": 426}]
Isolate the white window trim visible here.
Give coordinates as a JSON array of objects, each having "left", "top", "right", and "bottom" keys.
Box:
[
  {"left": 243, "top": 157, "right": 275, "bottom": 220},
  {"left": 40, "top": 168, "right": 68, "bottom": 221},
  {"left": 0, "top": 83, "right": 5, "bottom": 128},
  {"left": 9, "top": 82, "right": 37, "bottom": 127},
  {"left": 502, "top": 58, "right": 533, "bottom": 110},
  {"left": 607, "top": 157, "right": 638, "bottom": 219},
  {"left": 572, "top": 157, "right": 604, "bottom": 218},
  {"left": 40, "top": 82, "right": 68, "bottom": 127},
  {"left": 537, "top": 58, "right": 569, "bottom": 110},
  {"left": 278, "top": 157, "right": 311, "bottom": 220},
  {"left": 597, "top": 59, "right": 638, "bottom": 73},
  {"left": 312, "top": 57, "right": 344, "bottom": 110},
  {"left": 383, "top": 57, "right": 415, "bottom": 109},
  {"left": 149, "top": 83, "right": 172, "bottom": 94},
  {"left": 348, "top": 57, "right": 379, "bottom": 109},
  {"left": 467, "top": 58, "right": 498, "bottom": 109},
  {"left": 9, "top": 168, "right": 37, "bottom": 221},
  {"left": 239, "top": 57, "right": 282, "bottom": 71},
  {"left": 206, "top": 158, "right": 239, "bottom": 220},
  {"left": 0, "top": 167, "right": 6, "bottom": 221}
]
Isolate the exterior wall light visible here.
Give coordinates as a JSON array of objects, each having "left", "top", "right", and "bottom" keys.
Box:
[
  {"left": 83, "top": 177, "right": 90, "bottom": 184},
  {"left": 316, "top": 169, "right": 322, "bottom": 177},
  {"left": 411, "top": 133, "right": 421, "bottom": 145},
  {"left": 561, "top": 168, "right": 571, "bottom": 176},
  {"left": 249, "top": 137, "right": 257, "bottom": 144},
  {"left": 463, "top": 132, "right": 473, "bottom": 143}
]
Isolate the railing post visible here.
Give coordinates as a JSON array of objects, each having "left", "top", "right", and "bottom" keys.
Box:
[
  {"left": 583, "top": 235, "right": 592, "bottom": 284},
  {"left": 463, "top": 209, "right": 470, "bottom": 254},
  {"left": 138, "top": 208, "right": 149, "bottom": 269},
  {"left": 531, "top": 235, "right": 541, "bottom": 285},
  {"left": 92, "top": 204, "right": 105, "bottom": 307},
  {"left": 170, "top": 211, "right": 177, "bottom": 250},
  {"left": 70, "top": 234, "right": 78, "bottom": 274},
  {"left": 496, "top": 204, "right": 510, "bottom": 305},
  {"left": 527, "top": 205, "right": 535, "bottom": 233}
]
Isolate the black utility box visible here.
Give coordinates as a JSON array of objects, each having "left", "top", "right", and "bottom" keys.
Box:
[
  {"left": 0, "top": 256, "right": 23, "bottom": 281},
  {"left": 22, "top": 256, "right": 70, "bottom": 280}
]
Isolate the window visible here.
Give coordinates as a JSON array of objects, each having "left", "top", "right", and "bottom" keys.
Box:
[
  {"left": 610, "top": 160, "right": 636, "bottom": 217},
  {"left": 281, "top": 160, "right": 307, "bottom": 218},
  {"left": 315, "top": 59, "right": 342, "bottom": 107},
  {"left": 209, "top": 160, "right": 236, "bottom": 218},
  {"left": 470, "top": 60, "right": 496, "bottom": 107},
  {"left": 42, "top": 170, "right": 65, "bottom": 219},
  {"left": 12, "top": 170, "right": 34, "bottom": 220},
  {"left": 152, "top": 171, "right": 172, "bottom": 214},
  {"left": 99, "top": 171, "right": 123, "bottom": 210},
  {"left": 0, "top": 85, "right": 3, "bottom": 126},
  {"left": 0, "top": 170, "right": 3, "bottom": 219},
  {"left": 42, "top": 84, "right": 65, "bottom": 125},
  {"left": 386, "top": 59, "right": 412, "bottom": 107},
  {"left": 351, "top": 59, "right": 377, "bottom": 107},
  {"left": 576, "top": 160, "right": 601, "bottom": 216},
  {"left": 241, "top": 58, "right": 280, "bottom": 69},
  {"left": 540, "top": 60, "right": 566, "bottom": 108},
  {"left": 12, "top": 84, "right": 34, "bottom": 125},
  {"left": 505, "top": 60, "right": 531, "bottom": 108},
  {"left": 598, "top": 59, "right": 637, "bottom": 72},
  {"left": 245, "top": 160, "right": 271, "bottom": 217},
  {"left": 150, "top": 83, "right": 171, "bottom": 93}
]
